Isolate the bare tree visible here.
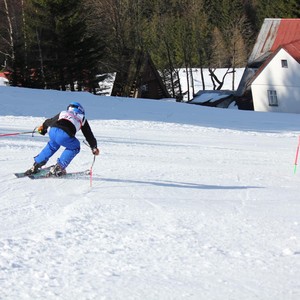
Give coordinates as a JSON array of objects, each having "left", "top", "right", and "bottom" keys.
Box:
[{"left": 1, "top": 0, "right": 15, "bottom": 64}]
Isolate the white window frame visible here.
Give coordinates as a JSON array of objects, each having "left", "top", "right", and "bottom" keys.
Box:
[{"left": 268, "top": 90, "right": 278, "bottom": 106}]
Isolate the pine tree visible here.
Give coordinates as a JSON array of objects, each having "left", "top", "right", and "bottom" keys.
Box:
[{"left": 26, "top": 0, "right": 104, "bottom": 90}]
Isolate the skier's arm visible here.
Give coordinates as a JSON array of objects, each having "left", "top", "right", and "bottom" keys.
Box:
[
  {"left": 81, "top": 120, "right": 98, "bottom": 151},
  {"left": 43, "top": 114, "right": 60, "bottom": 130},
  {"left": 37, "top": 114, "right": 59, "bottom": 135}
]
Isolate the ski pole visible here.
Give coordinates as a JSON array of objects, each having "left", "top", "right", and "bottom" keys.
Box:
[
  {"left": 0, "top": 127, "right": 37, "bottom": 137},
  {"left": 294, "top": 136, "right": 300, "bottom": 174},
  {"left": 90, "top": 155, "right": 96, "bottom": 187},
  {"left": 83, "top": 140, "right": 97, "bottom": 187}
]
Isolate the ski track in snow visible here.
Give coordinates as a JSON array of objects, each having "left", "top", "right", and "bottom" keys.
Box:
[{"left": 1, "top": 117, "right": 300, "bottom": 299}]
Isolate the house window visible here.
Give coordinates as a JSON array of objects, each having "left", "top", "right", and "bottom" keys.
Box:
[
  {"left": 268, "top": 90, "right": 278, "bottom": 106},
  {"left": 281, "top": 60, "right": 288, "bottom": 68}
]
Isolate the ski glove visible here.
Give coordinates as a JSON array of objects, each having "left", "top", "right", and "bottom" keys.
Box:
[
  {"left": 92, "top": 147, "right": 100, "bottom": 156},
  {"left": 37, "top": 125, "right": 47, "bottom": 135}
]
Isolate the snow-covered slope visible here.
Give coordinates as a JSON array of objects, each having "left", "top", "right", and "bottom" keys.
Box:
[{"left": 0, "top": 86, "right": 300, "bottom": 299}]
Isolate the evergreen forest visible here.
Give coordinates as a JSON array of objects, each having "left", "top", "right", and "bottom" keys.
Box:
[{"left": 0, "top": 0, "right": 299, "bottom": 96}]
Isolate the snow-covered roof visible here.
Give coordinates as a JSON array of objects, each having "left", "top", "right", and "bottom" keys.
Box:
[{"left": 190, "top": 90, "right": 233, "bottom": 105}]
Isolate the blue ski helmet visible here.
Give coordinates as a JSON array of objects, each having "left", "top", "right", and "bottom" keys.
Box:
[{"left": 67, "top": 102, "right": 85, "bottom": 115}]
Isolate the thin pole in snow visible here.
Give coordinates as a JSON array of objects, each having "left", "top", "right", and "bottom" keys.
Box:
[
  {"left": 83, "top": 140, "right": 97, "bottom": 187},
  {"left": 90, "top": 155, "right": 96, "bottom": 187},
  {"left": 0, "top": 128, "right": 37, "bottom": 137},
  {"left": 294, "top": 136, "right": 300, "bottom": 174}
]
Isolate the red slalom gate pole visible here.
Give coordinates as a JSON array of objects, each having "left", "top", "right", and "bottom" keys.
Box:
[{"left": 294, "top": 136, "right": 300, "bottom": 174}]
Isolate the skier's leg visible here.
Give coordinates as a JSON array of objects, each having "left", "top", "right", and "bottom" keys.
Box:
[
  {"left": 54, "top": 131, "right": 80, "bottom": 169},
  {"left": 57, "top": 140, "right": 80, "bottom": 169},
  {"left": 25, "top": 128, "right": 61, "bottom": 174},
  {"left": 34, "top": 128, "right": 61, "bottom": 164}
]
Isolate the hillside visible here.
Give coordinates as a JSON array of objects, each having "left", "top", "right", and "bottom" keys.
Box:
[{"left": 0, "top": 86, "right": 300, "bottom": 299}]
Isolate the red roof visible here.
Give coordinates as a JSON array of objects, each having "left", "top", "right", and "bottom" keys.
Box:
[
  {"left": 237, "top": 19, "right": 300, "bottom": 97},
  {"left": 249, "top": 18, "right": 300, "bottom": 63},
  {"left": 0, "top": 72, "right": 8, "bottom": 79},
  {"left": 271, "top": 19, "right": 300, "bottom": 62}
]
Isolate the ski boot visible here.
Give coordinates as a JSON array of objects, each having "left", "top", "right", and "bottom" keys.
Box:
[
  {"left": 49, "top": 163, "right": 66, "bottom": 177},
  {"left": 25, "top": 161, "right": 46, "bottom": 175}
]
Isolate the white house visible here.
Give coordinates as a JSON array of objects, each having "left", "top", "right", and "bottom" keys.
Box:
[
  {"left": 0, "top": 72, "right": 9, "bottom": 86},
  {"left": 236, "top": 18, "right": 300, "bottom": 112},
  {"left": 251, "top": 46, "right": 300, "bottom": 113}
]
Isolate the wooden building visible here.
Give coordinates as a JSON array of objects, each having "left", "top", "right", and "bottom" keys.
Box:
[{"left": 111, "top": 51, "right": 170, "bottom": 100}]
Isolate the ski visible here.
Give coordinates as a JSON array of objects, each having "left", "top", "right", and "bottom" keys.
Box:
[
  {"left": 14, "top": 167, "right": 90, "bottom": 179},
  {"left": 28, "top": 169, "right": 90, "bottom": 180},
  {"left": 14, "top": 166, "right": 52, "bottom": 178}
]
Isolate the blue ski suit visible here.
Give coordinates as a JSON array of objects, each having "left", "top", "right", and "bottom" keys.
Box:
[{"left": 34, "top": 110, "right": 97, "bottom": 169}]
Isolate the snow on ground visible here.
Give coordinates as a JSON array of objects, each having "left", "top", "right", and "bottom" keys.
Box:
[{"left": 0, "top": 86, "right": 300, "bottom": 299}]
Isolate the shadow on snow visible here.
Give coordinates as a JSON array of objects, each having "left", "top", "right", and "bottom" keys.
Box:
[{"left": 93, "top": 177, "right": 262, "bottom": 190}]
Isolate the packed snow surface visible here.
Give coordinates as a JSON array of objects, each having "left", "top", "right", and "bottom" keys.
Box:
[{"left": 0, "top": 86, "right": 300, "bottom": 299}]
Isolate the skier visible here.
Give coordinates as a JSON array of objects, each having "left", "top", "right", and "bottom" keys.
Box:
[{"left": 25, "top": 101, "right": 99, "bottom": 176}]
